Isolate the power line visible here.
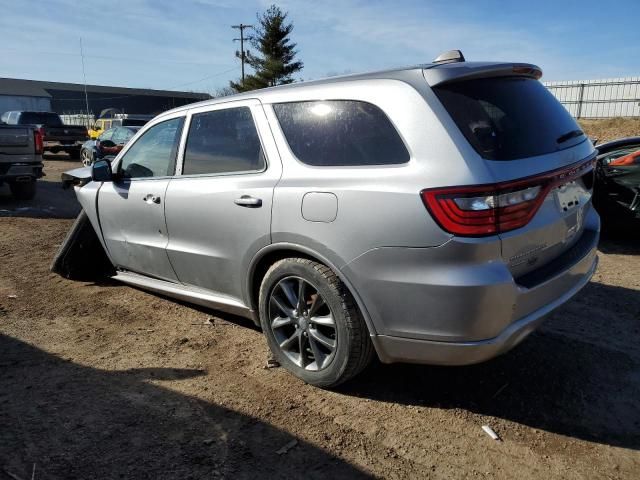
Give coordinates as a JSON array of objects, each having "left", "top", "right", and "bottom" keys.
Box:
[
  {"left": 3, "top": 47, "right": 228, "bottom": 67},
  {"left": 167, "top": 66, "right": 239, "bottom": 90},
  {"left": 51, "top": 65, "right": 239, "bottom": 102}
]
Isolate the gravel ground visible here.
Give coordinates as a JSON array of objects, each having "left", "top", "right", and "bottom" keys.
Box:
[
  {"left": 0, "top": 156, "right": 639, "bottom": 479},
  {"left": 580, "top": 118, "right": 640, "bottom": 143}
]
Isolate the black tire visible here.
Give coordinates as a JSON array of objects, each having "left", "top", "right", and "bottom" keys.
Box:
[
  {"left": 258, "top": 258, "right": 373, "bottom": 388},
  {"left": 9, "top": 179, "right": 36, "bottom": 200}
]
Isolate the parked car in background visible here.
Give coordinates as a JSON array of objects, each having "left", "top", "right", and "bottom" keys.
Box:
[
  {"left": 88, "top": 115, "right": 151, "bottom": 139},
  {"left": 56, "top": 52, "right": 599, "bottom": 387},
  {"left": 594, "top": 136, "right": 640, "bottom": 221},
  {"left": 1, "top": 111, "right": 88, "bottom": 159},
  {"left": 80, "top": 126, "right": 142, "bottom": 166},
  {"left": 0, "top": 123, "right": 43, "bottom": 200}
]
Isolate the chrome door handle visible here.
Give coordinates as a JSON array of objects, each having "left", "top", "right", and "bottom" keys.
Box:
[
  {"left": 143, "top": 194, "right": 161, "bottom": 204},
  {"left": 234, "top": 195, "right": 262, "bottom": 207}
]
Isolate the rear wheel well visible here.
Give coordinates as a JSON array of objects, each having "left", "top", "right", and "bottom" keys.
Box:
[{"left": 249, "top": 249, "right": 316, "bottom": 316}]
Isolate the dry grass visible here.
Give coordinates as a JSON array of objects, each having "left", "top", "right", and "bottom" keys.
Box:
[{"left": 579, "top": 118, "right": 640, "bottom": 143}]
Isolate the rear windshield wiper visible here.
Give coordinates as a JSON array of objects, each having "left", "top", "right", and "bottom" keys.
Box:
[{"left": 556, "top": 129, "right": 584, "bottom": 144}]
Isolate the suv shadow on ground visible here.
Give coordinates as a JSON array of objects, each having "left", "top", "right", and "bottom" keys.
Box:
[
  {"left": 337, "top": 280, "right": 640, "bottom": 451},
  {"left": 598, "top": 223, "right": 640, "bottom": 255},
  {"left": 0, "top": 333, "right": 370, "bottom": 479}
]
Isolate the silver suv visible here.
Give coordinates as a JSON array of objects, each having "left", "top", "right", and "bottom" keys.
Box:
[{"left": 60, "top": 53, "right": 599, "bottom": 387}]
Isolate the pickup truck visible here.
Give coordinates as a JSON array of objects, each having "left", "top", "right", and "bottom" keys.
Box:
[
  {"left": 0, "top": 123, "right": 44, "bottom": 200},
  {"left": 1, "top": 111, "right": 88, "bottom": 159}
]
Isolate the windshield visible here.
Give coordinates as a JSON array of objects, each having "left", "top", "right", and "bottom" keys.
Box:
[
  {"left": 434, "top": 77, "right": 585, "bottom": 161},
  {"left": 20, "top": 112, "right": 63, "bottom": 126}
]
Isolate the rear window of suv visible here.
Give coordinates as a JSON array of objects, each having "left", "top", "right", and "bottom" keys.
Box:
[
  {"left": 273, "top": 100, "right": 409, "bottom": 166},
  {"left": 433, "top": 77, "right": 585, "bottom": 161},
  {"left": 19, "top": 112, "right": 63, "bottom": 126}
]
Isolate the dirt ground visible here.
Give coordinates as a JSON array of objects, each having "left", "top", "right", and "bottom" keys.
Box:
[
  {"left": 0, "top": 151, "right": 639, "bottom": 479},
  {"left": 579, "top": 118, "right": 640, "bottom": 143}
]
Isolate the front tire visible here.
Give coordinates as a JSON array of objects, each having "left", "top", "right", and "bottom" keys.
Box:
[
  {"left": 258, "top": 258, "right": 373, "bottom": 388},
  {"left": 80, "top": 148, "right": 93, "bottom": 167},
  {"left": 9, "top": 179, "right": 37, "bottom": 200}
]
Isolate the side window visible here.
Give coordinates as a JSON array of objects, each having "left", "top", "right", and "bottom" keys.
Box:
[
  {"left": 122, "top": 128, "right": 136, "bottom": 142},
  {"left": 98, "top": 128, "right": 115, "bottom": 142},
  {"left": 119, "top": 117, "right": 184, "bottom": 179},
  {"left": 273, "top": 100, "right": 410, "bottom": 166},
  {"left": 112, "top": 128, "right": 127, "bottom": 144},
  {"left": 182, "top": 107, "right": 264, "bottom": 175}
]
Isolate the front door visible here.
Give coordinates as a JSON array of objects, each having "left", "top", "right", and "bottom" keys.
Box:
[
  {"left": 98, "top": 115, "right": 185, "bottom": 281},
  {"left": 164, "top": 100, "right": 281, "bottom": 301}
]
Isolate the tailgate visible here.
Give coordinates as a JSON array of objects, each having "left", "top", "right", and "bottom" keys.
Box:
[
  {"left": 431, "top": 73, "right": 598, "bottom": 279},
  {"left": 45, "top": 126, "right": 87, "bottom": 141},
  {"left": 0, "top": 126, "right": 33, "bottom": 156},
  {"left": 491, "top": 149, "right": 596, "bottom": 279}
]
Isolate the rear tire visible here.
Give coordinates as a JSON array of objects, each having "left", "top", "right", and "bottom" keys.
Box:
[
  {"left": 9, "top": 180, "right": 36, "bottom": 200},
  {"left": 258, "top": 258, "right": 373, "bottom": 388}
]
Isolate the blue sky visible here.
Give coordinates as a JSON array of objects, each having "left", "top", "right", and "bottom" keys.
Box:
[{"left": 2, "top": 0, "right": 639, "bottom": 94}]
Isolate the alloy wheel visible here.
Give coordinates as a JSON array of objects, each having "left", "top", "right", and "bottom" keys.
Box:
[
  {"left": 81, "top": 149, "right": 93, "bottom": 167},
  {"left": 268, "top": 276, "right": 337, "bottom": 371}
]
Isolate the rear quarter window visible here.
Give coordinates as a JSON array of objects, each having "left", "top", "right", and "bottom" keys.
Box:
[
  {"left": 273, "top": 100, "right": 409, "bottom": 166},
  {"left": 19, "top": 112, "right": 63, "bottom": 126},
  {"left": 434, "top": 77, "right": 586, "bottom": 161}
]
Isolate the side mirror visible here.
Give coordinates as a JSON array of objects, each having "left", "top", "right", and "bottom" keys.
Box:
[{"left": 92, "top": 160, "right": 113, "bottom": 182}]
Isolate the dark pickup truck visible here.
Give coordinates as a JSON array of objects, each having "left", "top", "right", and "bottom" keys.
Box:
[
  {"left": 1, "top": 111, "right": 88, "bottom": 159},
  {"left": 0, "top": 123, "right": 44, "bottom": 200}
]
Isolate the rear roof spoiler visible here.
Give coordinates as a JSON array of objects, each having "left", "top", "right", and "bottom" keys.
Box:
[{"left": 423, "top": 62, "right": 543, "bottom": 87}]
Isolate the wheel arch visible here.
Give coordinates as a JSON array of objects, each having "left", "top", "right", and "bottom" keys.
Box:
[{"left": 245, "top": 243, "right": 378, "bottom": 338}]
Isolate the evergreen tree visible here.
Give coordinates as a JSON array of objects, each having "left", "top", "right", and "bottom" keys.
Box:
[{"left": 230, "top": 5, "right": 303, "bottom": 92}]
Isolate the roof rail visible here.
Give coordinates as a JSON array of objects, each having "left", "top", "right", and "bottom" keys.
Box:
[{"left": 433, "top": 50, "right": 465, "bottom": 64}]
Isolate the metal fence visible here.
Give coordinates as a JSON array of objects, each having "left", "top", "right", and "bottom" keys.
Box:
[
  {"left": 59, "top": 112, "right": 95, "bottom": 128},
  {"left": 544, "top": 77, "right": 640, "bottom": 118}
]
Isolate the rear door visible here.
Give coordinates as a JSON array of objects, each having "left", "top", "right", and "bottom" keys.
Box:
[
  {"left": 432, "top": 76, "right": 597, "bottom": 278},
  {"left": 97, "top": 115, "right": 185, "bottom": 281},
  {"left": 164, "top": 99, "right": 281, "bottom": 301}
]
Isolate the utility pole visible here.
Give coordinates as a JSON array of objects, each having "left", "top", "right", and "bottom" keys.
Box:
[{"left": 232, "top": 24, "right": 252, "bottom": 85}]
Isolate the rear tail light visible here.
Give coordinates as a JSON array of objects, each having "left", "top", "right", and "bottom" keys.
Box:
[
  {"left": 34, "top": 128, "right": 44, "bottom": 154},
  {"left": 421, "top": 158, "right": 594, "bottom": 237}
]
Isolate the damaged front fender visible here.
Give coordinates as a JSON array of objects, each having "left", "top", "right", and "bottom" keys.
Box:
[{"left": 50, "top": 210, "right": 115, "bottom": 281}]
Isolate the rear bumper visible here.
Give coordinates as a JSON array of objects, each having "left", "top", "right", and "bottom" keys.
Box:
[
  {"left": 0, "top": 162, "right": 44, "bottom": 181},
  {"left": 371, "top": 251, "right": 597, "bottom": 365},
  {"left": 44, "top": 140, "right": 84, "bottom": 151},
  {"left": 343, "top": 208, "right": 600, "bottom": 365}
]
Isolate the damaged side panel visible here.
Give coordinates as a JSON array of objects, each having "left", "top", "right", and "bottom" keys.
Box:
[{"left": 74, "top": 181, "right": 111, "bottom": 259}]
